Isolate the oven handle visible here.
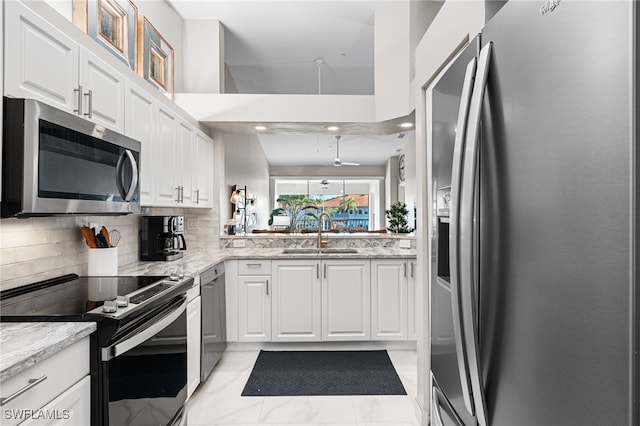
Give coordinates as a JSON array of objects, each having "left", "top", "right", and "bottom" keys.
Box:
[{"left": 101, "top": 298, "right": 187, "bottom": 361}]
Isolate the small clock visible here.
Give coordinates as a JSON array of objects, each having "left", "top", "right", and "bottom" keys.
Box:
[{"left": 398, "top": 154, "right": 406, "bottom": 182}]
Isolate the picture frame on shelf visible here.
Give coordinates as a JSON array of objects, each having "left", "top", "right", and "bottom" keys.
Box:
[
  {"left": 137, "top": 17, "right": 174, "bottom": 99},
  {"left": 72, "top": 0, "right": 138, "bottom": 71}
]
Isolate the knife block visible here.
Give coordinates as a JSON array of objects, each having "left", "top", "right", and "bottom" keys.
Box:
[{"left": 87, "top": 247, "right": 118, "bottom": 276}]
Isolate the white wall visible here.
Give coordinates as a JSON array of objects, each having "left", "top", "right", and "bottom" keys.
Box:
[
  {"left": 400, "top": 131, "right": 417, "bottom": 231},
  {"left": 224, "top": 134, "right": 270, "bottom": 230},
  {"left": 384, "top": 156, "right": 399, "bottom": 215},
  {"left": 374, "top": 2, "right": 411, "bottom": 122},
  {"left": 183, "top": 19, "right": 224, "bottom": 93},
  {"left": 135, "top": 0, "right": 185, "bottom": 93}
]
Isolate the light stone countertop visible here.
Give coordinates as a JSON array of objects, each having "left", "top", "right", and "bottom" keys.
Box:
[
  {"left": 118, "top": 246, "right": 417, "bottom": 278},
  {"left": 0, "top": 322, "right": 96, "bottom": 382}
]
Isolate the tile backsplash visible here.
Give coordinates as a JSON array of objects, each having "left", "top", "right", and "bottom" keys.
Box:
[{"left": 0, "top": 206, "right": 220, "bottom": 291}]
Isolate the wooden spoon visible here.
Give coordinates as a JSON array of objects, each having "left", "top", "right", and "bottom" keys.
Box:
[{"left": 81, "top": 226, "right": 97, "bottom": 248}]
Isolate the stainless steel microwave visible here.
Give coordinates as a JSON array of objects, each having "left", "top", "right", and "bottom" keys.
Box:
[{"left": 2, "top": 97, "right": 141, "bottom": 217}]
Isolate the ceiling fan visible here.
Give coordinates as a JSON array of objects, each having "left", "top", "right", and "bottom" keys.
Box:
[{"left": 333, "top": 135, "right": 360, "bottom": 167}]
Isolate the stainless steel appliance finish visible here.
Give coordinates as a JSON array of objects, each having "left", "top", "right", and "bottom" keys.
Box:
[
  {"left": 0, "top": 274, "right": 193, "bottom": 426},
  {"left": 1, "top": 97, "right": 141, "bottom": 217},
  {"left": 200, "top": 262, "right": 227, "bottom": 382},
  {"left": 430, "top": 1, "right": 638, "bottom": 425},
  {"left": 140, "top": 216, "right": 187, "bottom": 261}
]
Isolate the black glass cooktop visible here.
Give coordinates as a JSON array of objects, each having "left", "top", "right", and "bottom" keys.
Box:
[{"left": 0, "top": 274, "right": 167, "bottom": 316}]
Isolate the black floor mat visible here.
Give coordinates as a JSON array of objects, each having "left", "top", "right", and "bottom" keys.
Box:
[{"left": 241, "top": 350, "right": 407, "bottom": 396}]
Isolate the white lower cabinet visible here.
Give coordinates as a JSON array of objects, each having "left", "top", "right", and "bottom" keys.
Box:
[
  {"left": 408, "top": 260, "right": 418, "bottom": 341},
  {"left": 20, "top": 376, "right": 91, "bottom": 426},
  {"left": 322, "top": 259, "right": 371, "bottom": 341},
  {"left": 187, "top": 292, "right": 201, "bottom": 399},
  {"left": 1, "top": 337, "right": 90, "bottom": 426},
  {"left": 371, "top": 259, "right": 408, "bottom": 340},
  {"left": 238, "top": 275, "right": 272, "bottom": 341},
  {"left": 230, "top": 257, "right": 416, "bottom": 343},
  {"left": 272, "top": 260, "right": 322, "bottom": 342}
]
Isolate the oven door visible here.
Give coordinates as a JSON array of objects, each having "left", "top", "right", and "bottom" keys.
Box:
[{"left": 100, "top": 297, "right": 187, "bottom": 426}]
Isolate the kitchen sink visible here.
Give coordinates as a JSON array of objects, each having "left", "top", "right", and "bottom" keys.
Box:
[{"left": 282, "top": 248, "right": 359, "bottom": 255}]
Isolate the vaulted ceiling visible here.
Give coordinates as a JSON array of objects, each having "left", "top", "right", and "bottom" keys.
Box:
[{"left": 167, "top": 0, "right": 412, "bottom": 166}]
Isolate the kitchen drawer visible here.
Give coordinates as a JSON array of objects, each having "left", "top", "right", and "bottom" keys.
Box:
[
  {"left": 20, "top": 376, "right": 90, "bottom": 426},
  {"left": 1, "top": 337, "right": 89, "bottom": 426},
  {"left": 238, "top": 260, "right": 271, "bottom": 276}
]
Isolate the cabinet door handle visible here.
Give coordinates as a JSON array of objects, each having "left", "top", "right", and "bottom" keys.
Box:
[
  {"left": 266, "top": 279, "right": 269, "bottom": 295},
  {"left": 411, "top": 262, "right": 415, "bottom": 278},
  {"left": 74, "top": 85, "right": 83, "bottom": 115},
  {"left": 175, "top": 187, "right": 181, "bottom": 203},
  {"left": 404, "top": 262, "right": 407, "bottom": 278},
  {"left": 83, "top": 89, "right": 93, "bottom": 119},
  {"left": 0, "top": 375, "right": 47, "bottom": 406},
  {"left": 323, "top": 263, "right": 327, "bottom": 279},
  {"left": 316, "top": 263, "right": 320, "bottom": 279},
  {"left": 195, "top": 189, "right": 200, "bottom": 204}
]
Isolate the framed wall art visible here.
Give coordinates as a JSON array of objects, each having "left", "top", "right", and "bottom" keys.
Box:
[
  {"left": 137, "top": 17, "right": 174, "bottom": 98},
  {"left": 72, "top": 0, "right": 138, "bottom": 71}
]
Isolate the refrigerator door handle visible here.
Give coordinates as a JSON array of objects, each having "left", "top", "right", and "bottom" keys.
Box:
[
  {"left": 449, "top": 56, "right": 478, "bottom": 418},
  {"left": 459, "top": 41, "right": 492, "bottom": 426},
  {"left": 431, "top": 386, "right": 445, "bottom": 426}
]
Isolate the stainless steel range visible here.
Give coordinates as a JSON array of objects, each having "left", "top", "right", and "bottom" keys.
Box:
[{"left": 1, "top": 273, "right": 194, "bottom": 426}]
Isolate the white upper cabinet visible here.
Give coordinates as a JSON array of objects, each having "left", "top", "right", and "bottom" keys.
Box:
[
  {"left": 5, "top": 1, "right": 124, "bottom": 131},
  {"left": 5, "top": 0, "right": 79, "bottom": 113},
  {"left": 78, "top": 47, "right": 125, "bottom": 132},
  {"left": 194, "top": 129, "right": 213, "bottom": 208},
  {"left": 176, "top": 118, "right": 195, "bottom": 206},
  {"left": 4, "top": 0, "right": 215, "bottom": 208},
  {"left": 154, "top": 104, "right": 179, "bottom": 206},
  {"left": 124, "top": 79, "right": 156, "bottom": 205}
]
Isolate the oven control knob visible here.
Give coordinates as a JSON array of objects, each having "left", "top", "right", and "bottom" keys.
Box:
[
  {"left": 116, "top": 295, "right": 129, "bottom": 308},
  {"left": 102, "top": 300, "right": 117, "bottom": 313}
]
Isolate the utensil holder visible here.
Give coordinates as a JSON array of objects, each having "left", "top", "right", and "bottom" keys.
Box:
[{"left": 88, "top": 247, "right": 118, "bottom": 276}]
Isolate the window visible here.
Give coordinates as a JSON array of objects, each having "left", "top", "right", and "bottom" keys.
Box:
[{"left": 272, "top": 178, "right": 381, "bottom": 231}]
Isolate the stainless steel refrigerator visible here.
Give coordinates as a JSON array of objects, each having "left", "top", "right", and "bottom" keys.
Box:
[{"left": 430, "top": 1, "right": 639, "bottom": 425}]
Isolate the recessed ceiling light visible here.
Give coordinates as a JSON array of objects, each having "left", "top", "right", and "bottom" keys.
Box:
[
  {"left": 327, "top": 126, "right": 340, "bottom": 131},
  {"left": 397, "top": 122, "right": 414, "bottom": 128},
  {"left": 254, "top": 125, "right": 267, "bottom": 131}
]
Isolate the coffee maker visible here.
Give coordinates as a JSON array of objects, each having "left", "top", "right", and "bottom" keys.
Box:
[{"left": 139, "top": 216, "right": 187, "bottom": 261}]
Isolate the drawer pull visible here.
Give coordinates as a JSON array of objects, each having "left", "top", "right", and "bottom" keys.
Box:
[
  {"left": 0, "top": 375, "right": 47, "bottom": 406},
  {"left": 246, "top": 263, "right": 262, "bottom": 267}
]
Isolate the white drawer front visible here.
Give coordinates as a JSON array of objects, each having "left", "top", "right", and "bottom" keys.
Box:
[
  {"left": 238, "top": 260, "right": 271, "bottom": 276},
  {"left": 19, "top": 376, "right": 90, "bottom": 426},
  {"left": 1, "top": 338, "right": 89, "bottom": 426}
]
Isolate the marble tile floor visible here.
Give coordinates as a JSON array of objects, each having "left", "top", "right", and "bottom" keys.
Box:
[{"left": 187, "top": 350, "right": 419, "bottom": 426}]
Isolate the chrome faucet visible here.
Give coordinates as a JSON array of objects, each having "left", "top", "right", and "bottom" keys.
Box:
[{"left": 317, "top": 212, "right": 334, "bottom": 249}]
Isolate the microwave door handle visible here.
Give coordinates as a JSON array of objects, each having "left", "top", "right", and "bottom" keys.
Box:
[
  {"left": 449, "top": 56, "right": 478, "bottom": 418},
  {"left": 459, "top": 41, "right": 492, "bottom": 426},
  {"left": 116, "top": 150, "right": 139, "bottom": 201}
]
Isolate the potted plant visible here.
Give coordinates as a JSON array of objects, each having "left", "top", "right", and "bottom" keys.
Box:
[{"left": 385, "top": 202, "right": 414, "bottom": 233}]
